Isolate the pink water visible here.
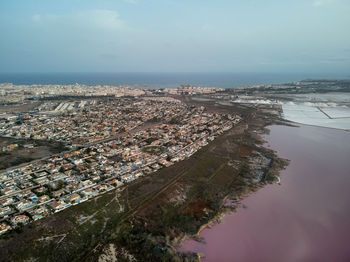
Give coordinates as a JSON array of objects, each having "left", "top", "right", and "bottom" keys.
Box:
[{"left": 180, "top": 124, "right": 350, "bottom": 262}]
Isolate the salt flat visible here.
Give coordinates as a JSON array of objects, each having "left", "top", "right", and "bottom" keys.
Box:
[
  {"left": 282, "top": 103, "right": 350, "bottom": 130},
  {"left": 281, "top": 92, "right": 350, "bottom": 104},
  {"left": 320, "top": 107, "right": 350, "bottom": 119}
]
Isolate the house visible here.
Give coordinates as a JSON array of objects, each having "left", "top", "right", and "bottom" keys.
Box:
[
  {"left": 1, "top": 186, "right": 19, "bottom": 195},
  {"left": 38, "top": 195, "right": 51, "bottom": 203},
  {"left": 67, "top": 193, "right": 83, "bottom": 204},
  {"left": 0, "top": 223, "right": 11, "bottom": 234},
  {"left": 0, "top": 206, "right": 14, "bottom": 217},
  {"left": 106, "top": 185, "right": 115, "bottom": 191},
  {"left": 10, "top": 214, "right": 30, "bottom": 226},
  {"left": 52, "top": 189, "right": 65, "bottom": 198},
  {"left": 133, "top": 172, "right": 143, "bottom": 179},
  {"left": 1, "top": 197, "right": 15, "bottom": 206},
  {"left": 16, "top": 199, "right": 35, "bottom": 211},
  {"left": 34, "top": 186, "right": 48, "bottom": 194},
  {"left": 121, "top": 174, "right": 134, "bottom": 182},
  {"left": 34, "top": 176, "right": 50, "bottom": 185},
  {"left": 50, "top": 200, "right": 70, "bottom": 212},
  {"left": 35, "top": 171, "right": 48, "bottom": 178},
  {"left": 30, "top": 206, "right": 49, "bottom": 221},
  {"left": 28, "top": 193, "right": 39, "bottom": 202},
  {"left": 108, "top": 179, "right": 123, "bottom": 187},
  {"left": 81, "top": 188, "right": 96, "bottom": 198},
  {"left": 95, "top": 184, "right": 108, "bottom": 192}
]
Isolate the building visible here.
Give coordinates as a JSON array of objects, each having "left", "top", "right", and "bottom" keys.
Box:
[
  {"left": 0, "top": 223, "right": 11, "bottom": 234},
  {"left": 10, "top": 214, "right": 30, "bottom": 226}
]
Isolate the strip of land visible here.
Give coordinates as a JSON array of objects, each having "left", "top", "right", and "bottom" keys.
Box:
[{"left": 0, "top": 97, "right": 288, "bottom": 262}]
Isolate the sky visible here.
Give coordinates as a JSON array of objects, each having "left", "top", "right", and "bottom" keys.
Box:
[{"left": 0, "top": 0, "right": 349, "bottom": 75}]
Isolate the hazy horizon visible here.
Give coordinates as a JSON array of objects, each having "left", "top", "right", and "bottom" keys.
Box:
[
  {"left": 1, "top": 0, "right": 350, "bottom": 74},
  {"left": 2, "top": 72, "right": 349, "bottom": 88}
]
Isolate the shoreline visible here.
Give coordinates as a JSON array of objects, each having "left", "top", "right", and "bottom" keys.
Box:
[
  {"left": 285, "top": 120, "right": 350, "bottom": 132},
  {"left": 179, "top": 122, "right": 350, "bottom": 262},
  {"left": 176, "top": 121, "right": 290, "bottom": 260},
  {"left": 0, "top": 98, "right": 296, "bottom": 261},
  {"left": 295, "top": 122, "right": 350, "bottom": 132}
]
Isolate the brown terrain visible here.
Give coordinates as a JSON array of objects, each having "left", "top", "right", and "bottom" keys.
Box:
[
  {"left": 0, "top": 97, "right": 288, "bottom": 262},
  {"left": 0, "top": 137, "right": 67, "bottom": 170}
]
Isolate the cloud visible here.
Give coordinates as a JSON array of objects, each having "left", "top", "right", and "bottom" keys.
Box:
[
  {"left": 123, "top": 0, "right": 137, "bottom": 4},
  {"left": 99, "top": 53, "right": 120, "bottom": 60},
  {"left": 32, "top": 13, "right": 59, "bottom": 23},
  {"left": 321, "top": 57, "right": 350, "bottom": 63},
  {"left": 77, "top": 10, "right": 125, "bottom": 30},
  {"left": 313, "top": 0, "right": 335, "bottom": 7},
  {"left": 32, "top": 14, "right": 41, "bottom": 22},
  {"left": 32, "top": 9, "right": 126, "bottom": 31},
  {"left": 201, "top": 24, "right": 215, "bottom": 32}
]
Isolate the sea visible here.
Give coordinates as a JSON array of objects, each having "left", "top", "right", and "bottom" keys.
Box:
[{"left": 0, "top": 72, "right": 346, "bottom": 89}]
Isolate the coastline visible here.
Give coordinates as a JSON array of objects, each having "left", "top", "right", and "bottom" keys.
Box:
[
  {"left": 179, "top": 122, "right": 350, "bottom": 261},
  {"left": 284, "top": 119, "right": 350, "bottom": 132},
  {"left": 0, "top": 98, "right": 299, "bottom": 261},
  {"left": 177, "top": 121, "right": 290, "bottom": 260}
]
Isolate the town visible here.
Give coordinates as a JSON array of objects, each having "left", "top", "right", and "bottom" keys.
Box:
[{"left": 0, "top": 89, "right": 240, "bottom": 235}]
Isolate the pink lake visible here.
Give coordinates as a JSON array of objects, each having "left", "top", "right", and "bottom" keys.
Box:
[{"left": 180, "top": 124, "right": 350, "bottom": 262}]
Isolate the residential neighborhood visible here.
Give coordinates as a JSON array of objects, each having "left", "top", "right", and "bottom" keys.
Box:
[{"left": 0, "top": 94, "right": 240, "bottom": 233}]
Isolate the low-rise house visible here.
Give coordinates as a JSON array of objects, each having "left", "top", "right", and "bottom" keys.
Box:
[
  {"left": 108, "top": 179, "right": 123, "bottom": 187},
  {"left": 67, "top": 193, "right": 83, "bottom": 204},
  {"left": 0, "top": 223, "right": 11, "bottom": 234},
  {"left": 1, "top": 186, "right": 20, "bottom": 195},
  {"left": 50, "top": 173, "right": 67, "bottom": 181},
  {"left": 34, "top": 186, "right": 48, "bottom": 194},
  {"left": 1, "top": 197, "right": 15, "bottom": 206},
  {"left": 20, "top": 189, "right": 32, "bottom": 198},
  {"left": 92, "top": 175, "right": 101, "bottom": 182},
  {"left": 133, "top": 172, "right": 143, "bottom": 179},
  {"left": 73, "top": 159, "right": 84, "bottom": 165},
  {"left": 35, "top": 171, "right": 48, "bottom": 178},
  {"left": 28, "top": 193, "right": 39, "bottom": 202},
  {"left": 10, "top": 214, "right": 30, "bottom": 226},
  {"left": 64, "top": 169, "right": 74, "bottom": 176},
  {"left": 16, "top": 199, "right": 35, "bottom": 211},
  {"left": 52, "top": 189, "right": 65, "bottom": 198},
  {"left": 151, "top": 163, "right": 161, "bottom": 170},
  {"left": 79, "top": 179, "right": 96, "bottom": 189},
  {"left": 34, "top": 176, "right": 50, "bottom": 185},
  {"left": 0, "top": 206, "right": 14, "bottom": 217},
  {"left": 30, "top": 206, "right": 49, "bottom": 221},
  {"left": 95, "top": 184, "right": 108, "bottom": 192},
  {"left": 3, "top": 180, "right": 17, "bottom": 187},
  {"left": 143, "top": 166, "right": 152, "bottom": 174},
  {"left": 50, "top": 200, "right": 71, "bottom": 212},
  {"left": 81, "top": 188, "right": 97, "bottom": 198},
  {"left": 38, "top": 195, "right": 51, "bottom": 203},
  {"left": 18, "top": 180, "right": 35, "bottom": 189},
  {"left": 65, "top": 183, "right": 78, "bottom": 192},
  {"left": 121, "top": 174, "right": 134, "bottom": 182}
]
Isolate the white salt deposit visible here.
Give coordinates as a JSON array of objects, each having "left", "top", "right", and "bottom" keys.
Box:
[{"left": 282, "top": 103, "right": 350, "bottom": 130}]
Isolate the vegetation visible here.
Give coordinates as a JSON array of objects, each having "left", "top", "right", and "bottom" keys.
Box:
[
  {"left": 0, "top": 100, "right": 288, "bottom": 262},
  {"left": 0, "top": 137, "right": 68, "bottom": 170},
  {"left": 142, "top": 146, "right": 165, "bottom": 155}
]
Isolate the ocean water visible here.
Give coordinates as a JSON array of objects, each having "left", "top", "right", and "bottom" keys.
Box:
[{"left": 0, "top": 72, "right": 334, "bottom": 88}]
